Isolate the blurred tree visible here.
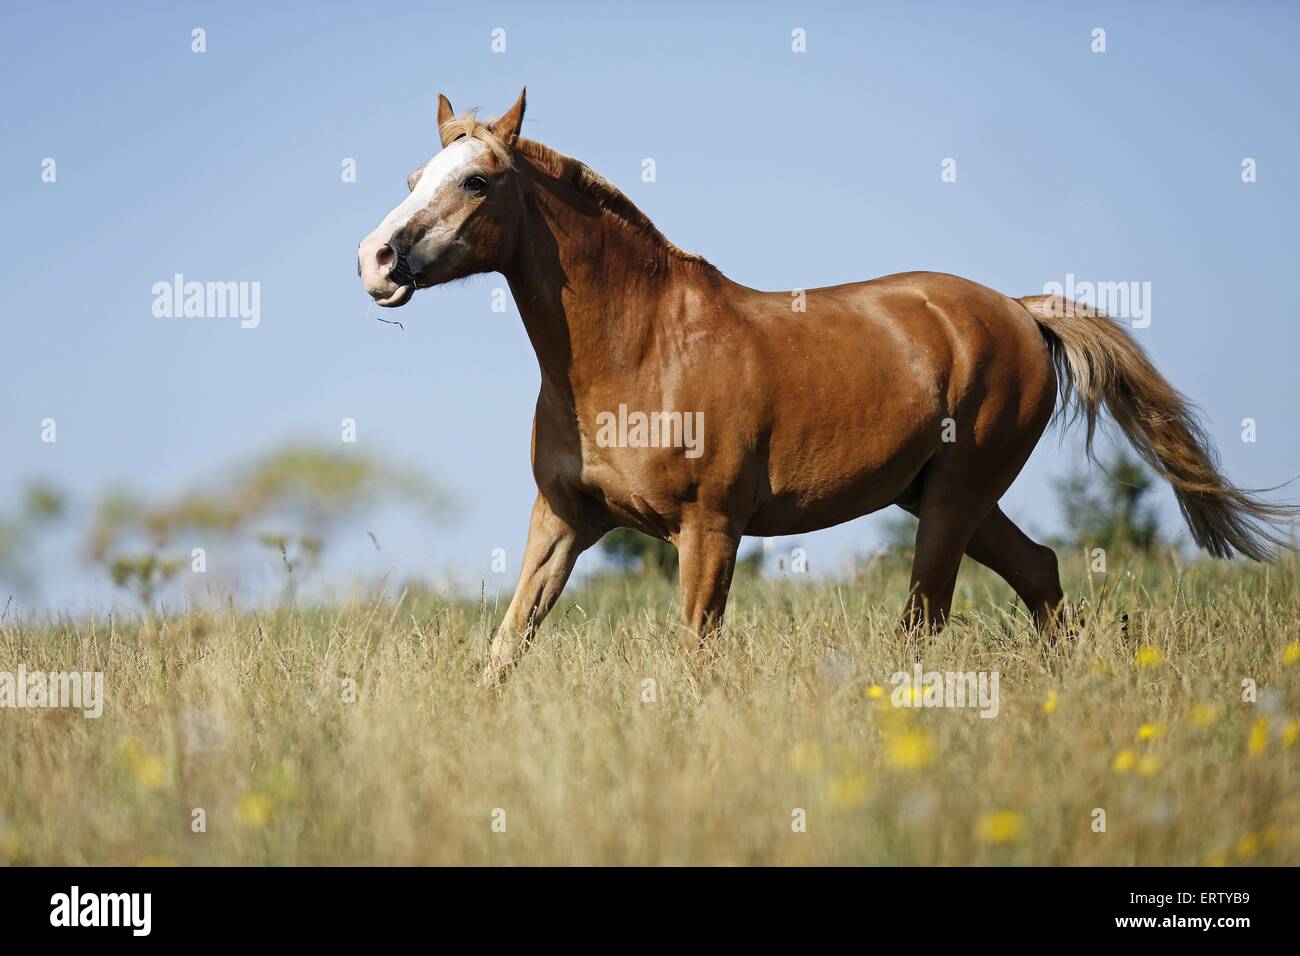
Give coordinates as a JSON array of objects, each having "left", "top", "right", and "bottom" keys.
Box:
[
  {"left": 22, "top": 482, "right": 66, "bottom": 523},
  {"left": 0, "top": 480, "right": 67, "bottom": 594},
  {"left": 88, "top": 444, "right": 445, "bottom": 603},
  {"left": 600, "top": 528, "right": 679, "bottom": 577},
  {"left": 1054, "top": 447, "right": 1161, "bottom": 553},
  {"left": 107, "top": 553, "right": 186, "bottom": 606},
  {"left": 878, "top": 510, "right": 919, "bottom": 563},
  {"left": 0, "top": 516, "right": 22, "bottom": 590},
  {"left": 88, "top": 445, "right": 443, "bottom": 561}
]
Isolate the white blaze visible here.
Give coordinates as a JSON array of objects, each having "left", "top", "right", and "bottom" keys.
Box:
[{"left": 373, "top": 137, "right": 487, "bottom": 240}]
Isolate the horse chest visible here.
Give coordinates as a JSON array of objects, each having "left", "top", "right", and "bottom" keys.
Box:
[{"left": 537, "top": 433, "right": 699, "bottom": 536}]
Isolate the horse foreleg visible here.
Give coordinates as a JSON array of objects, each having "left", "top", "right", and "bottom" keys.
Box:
[
  {"left": 675, "top": 525, "right": 740, "bottom": 656},
  {"left": 480, "top": 494, "right": 595, "bottom": 686}
]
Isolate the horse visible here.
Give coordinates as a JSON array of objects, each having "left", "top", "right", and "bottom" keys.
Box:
[{"left": 358, "top": 89, "right": 1298, "bottom": 685}]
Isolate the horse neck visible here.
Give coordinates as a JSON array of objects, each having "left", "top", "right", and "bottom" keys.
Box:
[{"left": 502, "top": 169, "right": 705, "bottom": 402}]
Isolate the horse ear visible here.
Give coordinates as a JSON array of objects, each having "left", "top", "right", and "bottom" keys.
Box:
[
  {"left": 407, "top": 164, "right": 425, "bottom": 193},
  {"left": 436, "top": 93, "right": 456, "bottom": 147},
  {"left": 489, "top": 87, "right": 526, "bottom": 145}
]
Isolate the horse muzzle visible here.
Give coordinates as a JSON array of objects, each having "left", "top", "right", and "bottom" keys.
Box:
[{"left": 358, "top": 235, "right": 416, "bottom": 308}]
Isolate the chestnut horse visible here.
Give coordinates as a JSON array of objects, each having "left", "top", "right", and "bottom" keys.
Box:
[{"left": 358, "top": 90, "right": 1297, "bottom": 684}]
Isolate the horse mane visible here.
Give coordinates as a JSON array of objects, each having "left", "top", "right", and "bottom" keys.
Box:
[
  {"left": 437, "top": 110, "right": 516, "bottom": 166},
  {"left": 439, "top": 110, "right": 715, "bottom": 272}
]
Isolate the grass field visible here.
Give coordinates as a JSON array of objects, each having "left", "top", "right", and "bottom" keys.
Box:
[{"left": 2, "top": 550, "right": 1298, "bottom": 866}]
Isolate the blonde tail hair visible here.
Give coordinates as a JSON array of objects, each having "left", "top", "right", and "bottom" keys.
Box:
[{"left": 1020, "top": 294, "right": 1298, "bottom": 561}]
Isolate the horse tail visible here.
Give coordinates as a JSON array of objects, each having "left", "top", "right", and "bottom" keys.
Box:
[{"left": 1018, "top": 294, "right": 1298, "bottom": 561}]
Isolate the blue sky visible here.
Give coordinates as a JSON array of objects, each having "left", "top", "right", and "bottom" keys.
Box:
[{"left": 2, "top": 1, "right": 1298, "bottom": 610}]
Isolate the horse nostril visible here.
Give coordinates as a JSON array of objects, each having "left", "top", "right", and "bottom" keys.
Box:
[{"left": 375, "top": 244, "right": 395, "bottom": 270}]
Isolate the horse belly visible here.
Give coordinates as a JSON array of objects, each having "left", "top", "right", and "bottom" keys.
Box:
[
  {"left": 745, "top": 341, "right": 946, "bottom": 536},
  {"left": 747, "top": 434, "right": 937, "bottom": 536}
]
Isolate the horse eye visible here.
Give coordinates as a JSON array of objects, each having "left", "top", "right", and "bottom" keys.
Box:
[{"left": 463, "top": 175, "right": 488, "bottom": 194}]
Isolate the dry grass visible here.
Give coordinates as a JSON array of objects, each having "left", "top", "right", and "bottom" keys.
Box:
[{"left": 2, "top": 551, "right": 1298, "bottom": 865}]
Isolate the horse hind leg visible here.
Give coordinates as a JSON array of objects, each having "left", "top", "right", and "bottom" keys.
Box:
[
  {"left": 963, "top": 506, "right": 1065, "bottom": 632},
  {"left": 900, "top": 496, "right": 989, "bottom": 633},
  {"left": 899, "top": 498, "right": 1065, "bottom": 634}
]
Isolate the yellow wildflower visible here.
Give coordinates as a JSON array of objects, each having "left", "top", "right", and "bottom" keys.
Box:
[
  {"left": 132, "top": 755, "right": 167, "bottom": 791},
  {"left": 1137, "top": 722, "right": 1167, "bottom": 742},
  {"left": 1234, "top": 833, "right": 1260, "bottom": 859},
  {"left": 1112, "top": 748, "right": 1138, "bottom": 774},
  {"left": 886, "top": 729, "right": 934, "bottom": 770},
  {"left": 1043, "top": 689, "right": 1058, "bottom": 714},
  {"left": 825, "top": 774, "right": 871, "bottom": 810},
  {"left": 1248, "top": 717, "right": 1270, "bottom": 756},
  {"left": 976, "top": 811, "right": 1026, "bottom": 844},
  {"left": 1134, "top": 646, "right": 1163, "bottom": 667},
  {"left": 115, "top": 738, "right": 168, "bottom": 791},
  {"left": 0, "top": 830, "right": 25, "bottom": 863},
  {"left": 237, "top": 793, "right": 273, "bottom": 827},
  {"left": 115, "top": 737, "right": 145, "bottom": 762}
]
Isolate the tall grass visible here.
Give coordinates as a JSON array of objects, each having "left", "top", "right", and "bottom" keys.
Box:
[{"left": 2, "top": 551, "right": 1297, "bottom": 865}]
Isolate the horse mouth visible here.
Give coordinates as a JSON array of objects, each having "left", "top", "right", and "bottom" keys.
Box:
[{"left": 374, "top": 284, "right": 414, "bottom": 308}]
